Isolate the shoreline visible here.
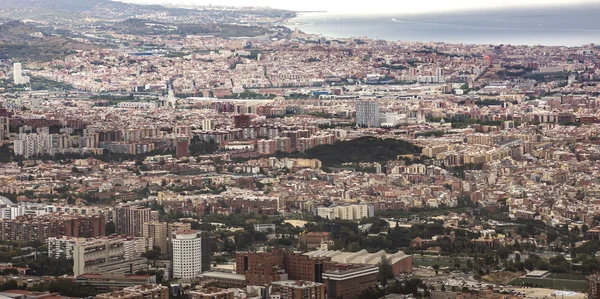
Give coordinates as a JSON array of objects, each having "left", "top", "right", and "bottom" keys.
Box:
[{"left": 281, "top": 11, "right": 600, "bottom": 47}]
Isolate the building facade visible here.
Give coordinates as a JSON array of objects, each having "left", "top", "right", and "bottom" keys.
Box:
[
  {"left": 143, "top": 222, "right": 168, "bottom": 254},
  {"left": 270, "top": 280, "right": 326, "bottom": 299},
  {"left": 355, "top": 101, "right": 380, "bottom": 127},
  {"left": 172, "top": 230, "right": 205, "bottom": 280},
  {"left": 113, "top": 206, "right": 159, "bottom": 237}
]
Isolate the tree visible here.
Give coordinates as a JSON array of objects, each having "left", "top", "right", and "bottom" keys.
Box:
[
  {"left": 377, "top": 256, "right": 394, "bottom": 288},
  {"left": 546, "top": 231, "right": 559, "bottom": 244},
  {"left": 432, "top": 264, "right": 440, "bottom": 275},
  {"left": 576, "top": 241, "right": 600, "bottom": 258},
  {"left": 496, "top": 246, "right": 512, "bottom": 261},
  {"left": 347, "top": 242, "right": 361, "bottom": 252},
  {"left": 466, "top": 259, "right": 474, "bottom": 270},
  {"left": 105, "top": 222, "right": 116, "bottom": 235},
  {"left": 142, "top": 248, "right": 161, "bottom": 261},
  {"left": 0, "top": 280, "right": 17, "bottom": 291}
]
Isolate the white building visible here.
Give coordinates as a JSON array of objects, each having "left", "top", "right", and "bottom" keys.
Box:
[
  {"left": 47, "top": 236, "right": 151, "bottom": 276},
  {"left": 435, "top": 68, "right": 445, "bottom": 83},
  {"left": 202, "top": 119, "right": 214, "bottom": 131},
  {"left": 355, "top": 101, "right": 380, "bottom": 127},
  {"left": 13, "top": 133, "right": 47, "bottom": 158},
  {"left": 254, "top": 223, "right": 276, "bottom": 233},
  {"left": 13, "top": 133, "right": 71, "bottom": 158},
  {"left": 172, "top": 230, "right": 203, "bottom": 280},
  {"left": 13, "top": 63, "right": 30, "bottom": 85},
  {"left": 316, "top": 204, "right": 374, "bottom": 220},
  {"left": 118, "top": 102, "right": 159, "bottom": 109}
]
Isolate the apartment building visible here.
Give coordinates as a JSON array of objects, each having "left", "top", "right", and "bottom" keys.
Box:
[
  {"left": 113, "top": 206, "right": 159, "bottom": 237},
  {"left": 142, "top": 222, "right": 168, "bottom": 254},
  {"left": 315, "top": 204, "right": 374, "bottom": 220},
  {"left": 270, "top": 280, "right": 326, "bottom": 299},
  {"left": 172, "top": 230, "right": 210, "bottom": 280},
  {"left": 0, "top": 214, "right": 105, "bottom": 242}
]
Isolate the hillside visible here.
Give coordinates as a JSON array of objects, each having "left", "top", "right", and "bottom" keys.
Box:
[
  {"left": 109, "top": 18, "right": 272, "bottom": 38},
  {"left": 0, "top": 21, "right": 96, "bottom": 62},
  {"left": 0, "top": 0, "right": 295, "bottom": 23}
]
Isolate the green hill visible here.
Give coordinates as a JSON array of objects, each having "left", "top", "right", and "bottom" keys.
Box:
[{"left": 298, "top": 137, "right": 421, "bottom": 167}]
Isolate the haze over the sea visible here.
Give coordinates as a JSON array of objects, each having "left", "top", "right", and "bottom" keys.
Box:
[
  {"left": 117, "top": 0, "right": 596, "bottom": 15},
  {"left": 289, "top": 3, "right": 600, "bottom": 46},
  {"left": 117, "top": 0, "right": 600, "bottom": 46}
]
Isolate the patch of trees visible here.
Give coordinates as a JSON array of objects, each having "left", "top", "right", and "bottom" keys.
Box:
[
  {"left": 281, "top": 137, "right": 421, "bottom": 167},
  {"left": 444, "top": 163, "right": 484, "bottom": 179},
  {"left": 475, "top": 99, "right": 505, "bottom": 106},
  {"left": 190, "top": 136, "right": 218, "bottom": 156}
]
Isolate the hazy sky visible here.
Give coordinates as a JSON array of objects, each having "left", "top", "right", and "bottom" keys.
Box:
[{"left": 119, "top": 0, "right": 597, "bottom": 14}]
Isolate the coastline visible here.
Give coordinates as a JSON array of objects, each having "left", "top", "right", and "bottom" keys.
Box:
[{"left": 282, "top": 8, "right": 600, "bottom": 47}]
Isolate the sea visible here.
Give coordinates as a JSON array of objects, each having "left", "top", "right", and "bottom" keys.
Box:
[{"left": 288, "top": 4, "right": 600, "bottom": 46}]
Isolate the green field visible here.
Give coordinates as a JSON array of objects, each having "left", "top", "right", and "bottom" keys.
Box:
[
  {"left": 412, "top": 256, "right": 468, "bottom": 268},
  {"left": 510, "top": 278, "right": 588, "bottom": 292},
  {"left": 545, "top": 273, "right": 587, "bottom": 281}
]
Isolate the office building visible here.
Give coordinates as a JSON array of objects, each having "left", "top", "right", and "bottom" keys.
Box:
[
  {"left": 172, "top": 230, "right": 209, "bottom": 280},
  {"left": 322, "top": 266, "right": 378, "bottom": 299},
  {"left": 355, "top": 101, "right": 380, "bottom": 127},
  {"left": 270, "top": 280, "right": 326, "bottom": 299},
  {"left": 284, "top": 252, "right": 326, "bottom": 283},
  {"left": 235, "top": 250, "right": 286, "bottom": 285},
  {"left": 13, "top": 63, "right": 30, "bottom": 85},
  {"left": 113, "top": 206, "right": 159, "bottom": 237},
  {"left": 64, "top": 236, "right": 151, "bottom": 276}
]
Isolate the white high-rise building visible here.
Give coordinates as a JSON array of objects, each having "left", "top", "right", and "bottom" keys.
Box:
[
  {"left": 14, "top": 133, "right": 47, "bottom": 158},
  {"left": 202, "top": 119, "right": 213, "bottom": 131},
  {"left": 172, "top": 230, "right": 203, "bottom": 280},
  {"left": 13, "top": 63, "right": 30, "bottom": 85},
  {"left": 316, "top": 204, "right": 375, "bottom": 220},
  {"left": 435, "top": 68, "right": 445, "bottom": 83},
  {"left": 355, "top": 101, "right": 380, "bottom": 127}
]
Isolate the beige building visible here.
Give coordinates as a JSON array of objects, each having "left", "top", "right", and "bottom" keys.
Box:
[
  {"left": 71, "top": 236, "right": 151, "bottom": 276},
  {"left": 143, "top": 222, "right": 168, "bottom": 254},
  {"left": 190, "top": 287, "right": 234, "bottom": 299},
  {"left": 270, "top": 280, "right": 326, "bottom": 299},
  {"left": 113, "top": 206, "right": 159, "bottom": 237}
]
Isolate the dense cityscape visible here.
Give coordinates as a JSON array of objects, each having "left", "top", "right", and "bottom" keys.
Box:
[{"left": 1, "top": 1, "right": 600, "bottom": 299}]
